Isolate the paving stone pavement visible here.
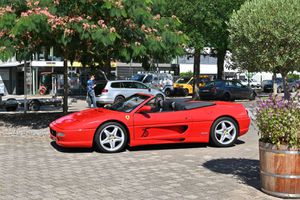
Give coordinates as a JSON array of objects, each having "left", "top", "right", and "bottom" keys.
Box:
[{"left": 0, "top": 124, "right": 282, "bottom": 200}]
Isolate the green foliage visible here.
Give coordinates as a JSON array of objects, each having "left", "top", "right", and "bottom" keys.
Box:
[
  {"left": 256, "top": 95, "right": 300, "bottom": 148},
  {"left": 288, "top": 74, "right": 300, "bottom": 80},
  {"left": 166, "top": 0, "right": 245, "bottom": 79},
  {"left": 0, "top": 0, "right": 186, "bottom": 66},
  {"left": 229, "top": 0, "right": 300, "bottom": 75},
  {"left": 180, "top": 71, "right": 193, "bottom": 77}
]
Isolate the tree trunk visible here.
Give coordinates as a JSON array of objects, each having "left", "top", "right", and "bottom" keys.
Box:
[
  {"left": 24, "top": 59, "right": 28, "bottom": 113},
  {"left": 217, "top": 50, "right": 226, "bottom": 80},
  {"left": 281, "top": 73, "right": 290, "bottom": 100},
  {"left": 272, "top": 72, "right": 277, "bottom": 96},
  {"left": 63, "top": 58, "right": 68, "bottom": 114},
  {"left": 192, "top": 48, "right": 201, "bottom": 100},
  {"left": 103, "top": 58, "right": 112, "bottom": 79}
]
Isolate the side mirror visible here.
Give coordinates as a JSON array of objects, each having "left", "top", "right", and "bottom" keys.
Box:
[{"left": 138, "top": 105, "right": 152, "bottom": 113}]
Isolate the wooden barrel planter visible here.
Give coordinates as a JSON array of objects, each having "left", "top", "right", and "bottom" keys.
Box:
[{"left": 259, "top": 141, "right": 300, "bottom": 198}]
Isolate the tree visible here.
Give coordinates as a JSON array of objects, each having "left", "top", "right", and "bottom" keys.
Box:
[
  {"left": 201, "top": 0, "right": 246, "bottom": 80},
  {"left": 166, "top": 0, "right": 245, "bottom": 99},
  {"left": 229, "top": 0, "right": 300, "bottom": 99},
  {"left": 0, "top": 0, "right": 186, "bottom": 114},
  {"left": 166, "top": 0, "right": 205, "bottom": 100}
]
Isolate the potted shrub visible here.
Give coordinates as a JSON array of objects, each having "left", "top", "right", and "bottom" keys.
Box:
[{"left": 256, "top": 95, "right": 300, "bottom": 198}]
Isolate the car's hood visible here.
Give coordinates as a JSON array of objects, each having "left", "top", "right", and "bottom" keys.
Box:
[{"left": 51, "top": 108, "right": 117, "bottom": 130}]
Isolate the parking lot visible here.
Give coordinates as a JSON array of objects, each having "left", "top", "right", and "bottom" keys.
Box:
[{"left": 0, "top": 99, "right": 280, "bottom": 200}]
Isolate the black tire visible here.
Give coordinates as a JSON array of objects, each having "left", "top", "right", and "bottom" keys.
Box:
[
  {"left": 249, "top": 92, "right": 256, "bottom": 101},
  {"left": 183, "top": 89, "right": 189, "bottom": 96},
  {"left": 155, "top": 94, "right": 164, "bottom": 103},
  {"left": 210, "top": 117, "right": 238, "bottom": 147},
  {"left": 94, "top": 122, "right": 128, "bottom": 153},
  {"left": 277, "top": 87, "right": 282, "bottom": 93},
  {"left": 114, "top": 95, "right": 125, "bottom": 104},
  {"left": 5, "top": 98, "right": 18, "bottom": 111},
  {"left": 291, "top": 86, "right": 296, "bottom": 93},
  {"left": 28, "top": 100, "right": 41, "bottom": 111},
  {"left": 164, "top": 88, "right": 171, "bottom": 97},
  {"left": 223, "top": 93, "right": 231, "bottom": 101}
]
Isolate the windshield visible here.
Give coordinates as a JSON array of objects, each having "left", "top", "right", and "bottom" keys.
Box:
[
  {"left": 106, "top": 94, "right": 150, "bottom": 113},
  {"left": 176, "top": 77, "right": 190, "bottom": 84},
  {"left": 131, "top": 74, "right": 145, "bottom": 82}
]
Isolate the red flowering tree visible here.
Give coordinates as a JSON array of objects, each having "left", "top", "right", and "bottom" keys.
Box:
[{"left": 0, "top": 0, "right": 186, "bottom": 113}]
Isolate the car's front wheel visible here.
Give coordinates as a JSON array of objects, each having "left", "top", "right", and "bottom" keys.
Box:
[
  {"left": 210, "top": 117, "right": 238, "bottom": 147},
  {"left": 94, "top": 122, "right": 128, "bottom": 153}
]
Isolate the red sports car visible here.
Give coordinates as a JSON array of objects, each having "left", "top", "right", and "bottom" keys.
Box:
[{"left": 50, "top": 93, "right": 250, "bottom": 153}]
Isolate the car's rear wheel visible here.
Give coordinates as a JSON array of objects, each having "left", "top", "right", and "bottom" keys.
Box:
[
  {"left": 114, "top": 95, "right": 125, "bottom": 104},
  {"left": 210, "top": 117, "right": 238, "bottom": 147},
  {"left": 28, "top": 100, "right": 41, "bottom": 111},
  {"left": 277, "top": 87, "right": 282, "bottom": 93},
  {"left": 94, "top": 122, "right": 128, "bottom": 153},
  {"left": 223, "top": 93, "right": 231, "bottom": 101},
  {"left": 184, "top": 89, "right": 189, "bottom": 96}
]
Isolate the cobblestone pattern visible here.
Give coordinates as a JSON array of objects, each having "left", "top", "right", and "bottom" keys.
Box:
[{"left": 0, "top": 124, "right": 279, "bottom": 200}]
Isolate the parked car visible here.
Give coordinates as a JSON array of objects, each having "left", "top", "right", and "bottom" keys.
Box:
[
  {"left": 199, "top": 80, "right": 256, "bottom": 101},
  {"left": 240, "top": 78, "right": 261, "bottom": 89},
  {"left": 262, "top": 78, "right": 298, "bottom": 93},
  {"left": 131, "top": 73, "right": 173, "bottom": 96},
  {"left": 50, "top": 93, "right": 250, "bottom": 153},
  {"left": 95, "top": 80, "right": 165, "bottom": 106},
  {"left": 295, "top": 79, "right": 300, "bottom": 89},
  {"left": 173, "top": 75, "right": 211, "bottom": 95}
]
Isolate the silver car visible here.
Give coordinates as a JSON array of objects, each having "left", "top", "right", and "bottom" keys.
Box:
[{"left": 95, "top": 80, "right": 165, "bottom": 106}]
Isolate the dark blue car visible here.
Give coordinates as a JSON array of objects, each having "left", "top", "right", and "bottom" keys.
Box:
[{"left": 199, "top": 80, "right": 256, "bottom": 101}]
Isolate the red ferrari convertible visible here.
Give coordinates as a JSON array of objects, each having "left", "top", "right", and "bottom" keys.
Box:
[{"left": 50, "top": 93, "right": 250, "bottom": 153}]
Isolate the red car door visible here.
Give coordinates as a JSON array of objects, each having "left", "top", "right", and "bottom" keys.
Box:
[{"left": 133, "top": 110, "right": 191, "bottom": 143}]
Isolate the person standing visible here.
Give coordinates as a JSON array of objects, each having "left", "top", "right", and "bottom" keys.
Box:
[{"left": 87, "top": 75, "right": 96, "bottom": 108}]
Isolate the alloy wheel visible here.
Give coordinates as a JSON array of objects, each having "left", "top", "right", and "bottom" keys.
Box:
[
  {"left": 214, "top": 120, "right": 237, "bottom": 145},
  {"left": 99, "top": 125, "right": 125, "bottom": 152}
]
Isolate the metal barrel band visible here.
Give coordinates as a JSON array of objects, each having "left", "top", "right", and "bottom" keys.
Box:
[
  {"left": 261, "top": 170, "right": 300, "bottom": 179},
  {"left": 261, "top": 188, "right": 300, "bottom": 199},
  {"left": 259, "top": 147, "right": 300, "bottom": 154}
]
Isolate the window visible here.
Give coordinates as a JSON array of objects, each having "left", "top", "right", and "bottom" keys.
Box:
[
  {"left": 132, "top": 82, "right": 148, "bottom": 89},
  {"left": 122, "top": 82, "right": 134, "bottom": 88},
  {"left": 143, "top": 75, "right": 153, "bottom": 83},
  {"left": 111, "top": 82, "right": 122, "bottom": 88}
]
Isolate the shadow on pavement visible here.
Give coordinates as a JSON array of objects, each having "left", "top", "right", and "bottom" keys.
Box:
[
  {"left": 202, "top": 158, "right": 260, "bottom": 189},
  {"left": 235, "top": 139, "right": 245, "bottom": 145},
  {"left": 128, "top": 143, "right": 208, "bottom": 152},
  {"left": 50, "top": 141, "right": 94, "bottom": 153},
  {"left": 0, "top": 113, "right": 69, "bottom": 129}
]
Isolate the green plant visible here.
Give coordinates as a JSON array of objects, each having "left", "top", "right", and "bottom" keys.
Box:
[
  {"left": 256, "top": 94, "right": 300, "bottom": 148},
  {"left": 180, "top": 71, "right": 193, "bottom": 77},
  {"left": 229, "top": 0, "right": 300, "bottom": 99}
]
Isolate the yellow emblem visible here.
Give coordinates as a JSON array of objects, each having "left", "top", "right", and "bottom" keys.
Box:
[{"left": 125, "top": 115, "right": 130, "bottom": 120}]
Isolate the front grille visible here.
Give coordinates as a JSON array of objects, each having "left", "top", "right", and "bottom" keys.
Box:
[{"left": 50, "top": 128, "right": 56, "bottom": 137}]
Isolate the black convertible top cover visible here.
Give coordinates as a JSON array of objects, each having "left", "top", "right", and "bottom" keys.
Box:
[{"left": 178, "top": 101, "right": 215, "bottom": 110}]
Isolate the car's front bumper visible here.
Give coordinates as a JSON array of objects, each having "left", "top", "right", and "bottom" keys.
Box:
[{"left": 49, "top": 124, "right": 95, "bottom": 148}]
